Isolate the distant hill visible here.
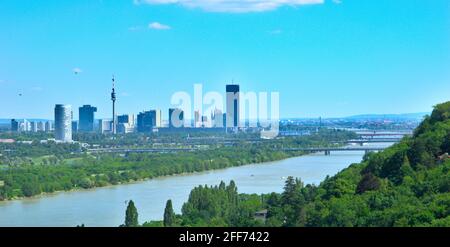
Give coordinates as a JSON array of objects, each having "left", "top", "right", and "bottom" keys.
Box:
[
  {"left": 345, "top": 112, "right": 429, "bottom": 121},
  {"left": 282, "top": 112, "right": 429, "bottom": 122}
]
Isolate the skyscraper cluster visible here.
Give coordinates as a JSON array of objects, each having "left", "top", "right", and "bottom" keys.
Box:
[
  {"left": 10, "top": 119, "right": 53, "bottom": 133},
  {"left": 10, "top": 83, "right": 241, "bottom": 142}
]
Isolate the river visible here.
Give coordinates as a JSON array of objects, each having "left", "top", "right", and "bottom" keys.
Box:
[{"left": 0, "top": 148, "right": 382, "bottom": 227}]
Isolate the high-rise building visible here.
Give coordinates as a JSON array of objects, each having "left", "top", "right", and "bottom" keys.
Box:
[
  {"left": 155, "top": 110, "right": 162, "bottom": 128},
  {"left": 169, "top": 108, "right": 184, "bottom": 128},
  {"left": 79, "top": 105, "right": 97, "bottom": 132},
  {"left": 98, "top": 119, "right": 112, "bottom": 134},
  {"left": 194, "top": 110, "right": 201, "bottom": 128},
  {"left": 212, "top": 108, "right": 224, "bottom": 128},
  {"left": 118, "top": 114, "right": 135, "bottom": 126},
  {"left": 137, "top": 111, "right": 159, "bottom": 133},
  {"left": 226, "top": 84, "right": 240, "bottom": 129},
  {"left": 117, "top": 114, "right": 135, "bottom": 134},
  {"left": 72, "top": 121, "right": 78, "bottom": 133},
  {"left": 10, "top": 119, "right": 19, "bottom": 132},
  {"left": 45, "top": 121, "right": 53, "bottom": 132},
  {"left": 21, "top": 119, "right": 30, "bottom": 132},
  {"left": 54, "top": 104, "right": 72, "bottom": 142},
  {"left": 30, "top": 122, "right": 38, "bottom": 132},
  {"left": 37, "top": 122, "right": 45, "bottom": 132}
]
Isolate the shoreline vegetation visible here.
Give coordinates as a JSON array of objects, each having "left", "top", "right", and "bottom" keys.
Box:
[
  {"left": 134, "top": 102, "right": 450, "bottom": 227},
  {"left": 0, "top": 129, "right": 356, "bottom": 201},
  {"left": 0, "top": 153, "right": 304, "bottom": 203}
]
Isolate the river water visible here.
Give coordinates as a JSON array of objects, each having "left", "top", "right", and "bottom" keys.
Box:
[{"left": 0, "top": 149, "right": 376, "bottom": 227}]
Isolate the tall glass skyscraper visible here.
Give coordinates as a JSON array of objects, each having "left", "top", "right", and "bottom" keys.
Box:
[
  {"left": 226, "top": 84, "right": 240, "bottom": 128},
  {"left": 54, "top": 104, "right": 72, "bottom": 142},
  {"left": 79, "top": 105, "right": 97, "bottom": 132},
  {"left": 136, "top": 110, "right": 162, "bottom": 133},
  {"left": 137, "top": 111, "right": 155, "bottom": 133}
]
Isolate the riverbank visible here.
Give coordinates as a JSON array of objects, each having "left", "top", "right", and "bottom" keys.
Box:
[
  {"left": 1, "top": 129, "right": 359, "bottom": 201},
  {"left": 0, "top": 150, "right": 365, "bottom": 226},
  {"left": 0, "top": 149, "right": 306, "bottom": 202}
]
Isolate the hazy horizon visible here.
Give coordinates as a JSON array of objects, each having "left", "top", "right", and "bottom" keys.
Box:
[{"left": 0, "top": 111, "right": 430, "bottom": 123}]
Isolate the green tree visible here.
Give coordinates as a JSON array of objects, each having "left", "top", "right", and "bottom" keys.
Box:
[
  {"left": 164, "top": 199, "right": 176, "bottom": 227},
  {"left": 124, "top": 200, "right": 139, "bottom": 227},
  {"left": 281, "top": 177, "right": 304, "bottom": 226}
]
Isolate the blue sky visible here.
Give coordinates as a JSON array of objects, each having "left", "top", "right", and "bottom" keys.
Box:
[{"left": 0, "top": 0, "right": 449, "bottom": 119}]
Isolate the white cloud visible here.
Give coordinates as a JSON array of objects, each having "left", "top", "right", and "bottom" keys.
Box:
[
  {"left": 332, "top": 0, "right": 342, "bottom": 4},
  {"left": 73, "top": 68, "right": 83, "bottom": 74},
  {"left": 134, "top": 0, "right": 324, "bottom": 13},
  {"left": 149, "top": 22, "right": 171, "bottom": 30}
]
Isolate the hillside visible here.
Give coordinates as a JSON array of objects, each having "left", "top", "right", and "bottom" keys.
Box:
[{"left": 267, "top": 102, "right": 449, "bottom": 226}]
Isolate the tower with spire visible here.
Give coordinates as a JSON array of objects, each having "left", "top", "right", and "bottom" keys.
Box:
[{"left": 111, "top": 75, "right": 117, "bottom": 134}]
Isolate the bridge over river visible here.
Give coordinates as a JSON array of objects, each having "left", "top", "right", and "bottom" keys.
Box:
[
  {"left": 355, "top": 131, "right": 412, "bottom": 138},
  {"left": 345, "top": 138, "right": 403, "bottom": 145},
  {"left": 282, "top": 146, "right": 387, "bottom": 155},
  {"left": 86, "top": 131, "right": 405, "bottom": 155},
  {"left": 86, "top": 148, "right": 199, "bottom": 154}
]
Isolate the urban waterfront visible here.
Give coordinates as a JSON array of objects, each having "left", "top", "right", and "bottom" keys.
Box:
[{"left": 0, "top": 149, "right": 374, "bottom": 227}]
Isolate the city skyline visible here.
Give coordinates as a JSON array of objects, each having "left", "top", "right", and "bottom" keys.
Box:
[
  {"left": 3, "top": 84, "right": 428, "bottom": 128},
  {"left": 1, "top": 0, "right": 449, "bottom": 119}
]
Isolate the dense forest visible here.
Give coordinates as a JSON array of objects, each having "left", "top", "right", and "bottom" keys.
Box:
[
  {"left": 136, "top": 102, "right": 450, "bottom": 227},
  {"left": 0, "top": 129, "right": 354, "bottom": 200}
]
